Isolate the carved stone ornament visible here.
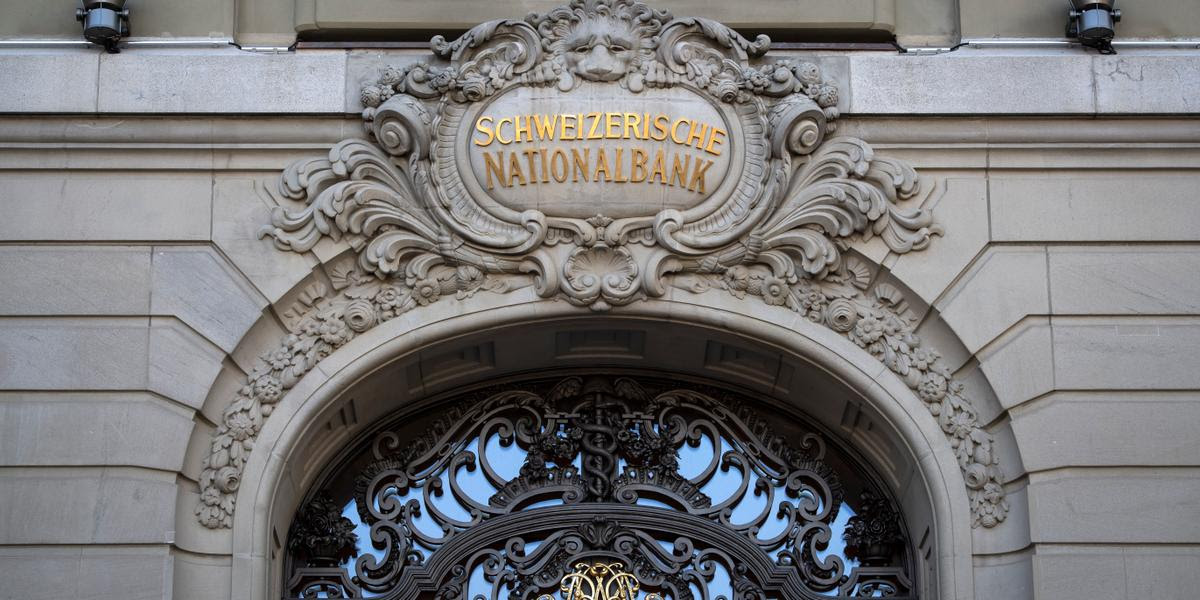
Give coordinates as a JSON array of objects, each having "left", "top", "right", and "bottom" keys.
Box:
[{"left": 195, "top": 0, "right": 1008, "bottom": 531}]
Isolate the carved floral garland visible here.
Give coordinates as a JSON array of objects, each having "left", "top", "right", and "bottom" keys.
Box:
[{"left": 195, "top": 0, "right": 1008, "bottom": 531}]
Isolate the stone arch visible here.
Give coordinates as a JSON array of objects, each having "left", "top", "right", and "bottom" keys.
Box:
[{"left": 174, "top": 287, "right": 1003, "bottom": 600}]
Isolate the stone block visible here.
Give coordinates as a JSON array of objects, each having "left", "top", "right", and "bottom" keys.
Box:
[
  {"left": 972, "top": 550, "right": 1033, "bottom": 600},
  {"left": 0, "top": 467, "right": 177, "bottom": 544},
  {"left": 1032, "top": 545, "right": 1127, "bottom": 600},
  {"left": 936, "top": 247, "right": 1049, "bottom": 353},
  {"left": 150, "top": 246, "right": 268, "bottom": 353},
  {"left": 1012, "top": 391, "right": 1200, "bottom": 471},
  {"left": 0, "top": 52, "right": 99, "bottom": 113},
  {"left": 0, "top": 391, "right": 193, "bottom": 471},
  {"left": 0, "top": 171, "right": 213, "bottom": 242},
  {"left": 1049, "top": 245, "right": 1200, "bottom": 315},
  {"left": 0, "top": 317, "right": 148, "bottom": 390},
  {"left": 976, "top": 318, "right": 1055, "bottom": 410},
  {"left": 1028, "top": 468, "right": 1200, "bottom": 543},
  {"left": 0, "top": 544, "right": 172, "bottom": 600},
  {"left": 1051, "top": 316, "right": 1200, "bottom": 390},
  {"left": 887, "top": 177, "right": 990, "bottom": 306},
  {"left": 989, "top": 174, "right": 1200, "bottom": 242},
  {"left": 847, "top": 53, "right": 1095, "bottom": 115},
  {"left": 212, "top": 175, "right": 316, "bottom": 302},
  {"left": 174, "top": 551, "right": 233, "bottom": 600},
  {"left": 1095, "top": 56, "right": 1200, "bottom": 114},
  {"left": 98, "top": 49, "right": 347, "bottom": 114},
  {"left": 0, "top": 246, "right": 152, "bottom": 315},
  {"left": 148, "top": 317, "right": 227, "bottom": 410},
  {"left": 1123, "top": 546, "right": 1200, "bottom": 599}
]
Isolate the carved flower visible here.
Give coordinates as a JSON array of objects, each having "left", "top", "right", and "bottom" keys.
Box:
[
  {"left": 342, "top": 298, "right": 377, "bottom": 333},
  {"left": 252, "top": 375, "right": 283, "bottom": 404},
  {"left": 743, "top": 67, "right": 770, "bottom": 92},
  {"left": 360, "top": 85, "right": 383, "bottom": 108},
  {"left": 379, "top": 66, "right": 405, "bottom": 86},
  {"left": 196, "top": 503, "right": 226, "bottom": 529},
  {"left": 760, "top": 276, "right": 790, "bottom": 306},
  {"left": 722, "top": 266, "right": 750, "bottom": 297},
  {"left": 266, "top": 347, "right": 294, "bottom": 371},
  {"left": 412, "top": 277, "right": 442, "bottom": 306},
  {"left": 429, "top": 66, "right": 457, "bottom": 91},
  {"left": 946, "top": 411, "right": 975, "bottom": 440},
  {"left": 917, "top": 371, "right": 948, "bottom": 404},
  {"left": 795, "top": 62, "right": 822, "bottom": 84},
  {"left": 974, "top": 481, "right": 1008, "bottom": 528},
  {"left": 215, "top": 466, "right": 241, "bottom": 493},
  {"left": 911, "top": 348, "right": 941, "bottom": 371},
  {"left": 225, "top": 410, "right": 259, "bottom": 441},
  {"left": 814, "top": 84, "right": 838, "bottom": 108},
  {"left": 316, "top": 318, "right": 352, "bottom": 346},
  {"left": 824, "top": 298, "right": 859, "bottom": 332},
  {"left": 852, "top": 315, "right": 885, "bottom": 346}
]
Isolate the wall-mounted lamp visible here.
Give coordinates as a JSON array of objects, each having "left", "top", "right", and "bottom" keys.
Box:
[
  {"left": 76, "top": 0, "right": 129, "bottom": 53},
  {"left": 1067, "top": 0, "right": 1121, "bottom": 54}
]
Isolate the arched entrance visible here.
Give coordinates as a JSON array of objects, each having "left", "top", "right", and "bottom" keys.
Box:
[{"left": 222, "top": 307, "right": 977, "bottom": 600}]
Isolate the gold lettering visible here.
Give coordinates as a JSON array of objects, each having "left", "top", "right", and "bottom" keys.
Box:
[
  {"left": 506, "top": 151, "right": 526, "bottom": 186},
  {"left": 593, "top": 147, "right": 613, "bottom": 182},
  {"left": 483, "top": 151, "right": 506, "bottom": 189},
  {"left": 572, "top": 147, "right": 590, "bottom": 182},
  {"left": 623, "top": 112, "right": 641, "bottom": 139},
  {"left": 586, "top": 112, "right": 603, "bottom": 140},
  {"left": 533, "top": 114, "right": 558, "bottom": 141},
  {"left": 704, "top": 127, "right": 727, "bottom": 156},
  {"left": 642, "top": 112, "right": 651, "bottom": 140},
  {"left": 649, "top": 149, "right": 668, "bottom": 184},
  {"left": 605, "top": 112, "right": 622, "bottom": 139},
  {"left": 651, "top": 114, "right": 670, "bottom": 141},
  {"left": 496, "top": 118, "right": 514, "bottom": 145},
  {"left": 474, "top": 116, "right": 495, "bottom": 147},
  {"left": 550, "top": 148, "right": 569, "bottom": 182},
  {"left": 670, "top": 153, "right": 691, "bottom": 188},
  {"left": 688, "top": 158, "right": 713, "bottom": 194},
  {"left": 514, "top": 115, "right": 532, "bottom": 143},
  {"left": 537, "top": 148, "right": 551, "bottom": 183},
  {"left": 613, "top": 148, "right": 628, "bottom": 182},
  {"left": 560, "top": 114, "right": 577, "bottom": 141},
  {"left": 670, "top": 118, "right": 689, "bottom": 145},
  {"left": 686, "top": 121, "right": 707, "bottom": 150},
  {"left": 630, "top": 148, "right": 648, "bottom": 182},
  {"left": 521, "top": 148, "right": 539, "bottom": 182}
]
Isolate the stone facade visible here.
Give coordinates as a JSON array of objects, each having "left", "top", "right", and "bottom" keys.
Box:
[{"left": 2, "top": 1, "right": 1200, "bottom": 599}]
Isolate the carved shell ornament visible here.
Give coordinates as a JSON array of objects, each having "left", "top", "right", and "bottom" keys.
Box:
[{"left": 196, "top": 0, "right": 1009, "bottom": 531}]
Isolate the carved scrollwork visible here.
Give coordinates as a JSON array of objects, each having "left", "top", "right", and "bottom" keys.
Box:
[{"left": 197, "top": 0, "right": 1009, "bottom": 532}]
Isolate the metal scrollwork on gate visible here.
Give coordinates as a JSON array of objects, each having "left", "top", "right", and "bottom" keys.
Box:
[{"left": 285, "top": 376, "right": 915, "bottom": 599}]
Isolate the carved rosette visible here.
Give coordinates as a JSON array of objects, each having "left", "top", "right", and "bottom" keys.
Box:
[{"left": 196, "top": 0, "right": 1009, "bottom": 531}]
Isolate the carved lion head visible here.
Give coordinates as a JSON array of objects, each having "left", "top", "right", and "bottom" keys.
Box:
[{"left": 534, "top": 0, "right": 669, "bottom": 88}]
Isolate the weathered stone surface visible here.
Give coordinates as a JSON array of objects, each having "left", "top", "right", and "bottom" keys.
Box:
[
  {"left": 98, "top": 49, "right": 347, "bottom": 114},
  {"left": 887, "top": 177, "right": 990, "bottom": 305},
  {"left": 173, "top": 551, "right": 233, "bottom": 600},
  {"left": 989, "top": 174, "right": 1200, "bottom": 242},
  {"left": 0, "top": 392, "right": 193, "bottom": 471},
  {"left": 1032, "top": 545, "right": 1128, "bottom": 600},
  {"left": 1028, "top": 468, "right": 1200, "bottom": 543},
  {"left": 1051, "top": 317, "right": 1200, "bottom": 390},
  {"left": 1012, "top": 391, "right": 1200, "bottom": 471},
  {"left": 0, "top": 171, "right": 213, "bottom": 241},
  {"left": 150, "top": 246, "right": 267, "bottom": 353},
  {"left": 847, "top": 53, "right": 1095, "bottom": 115},
  {"left": 1049, "top": 245, "right": 1200, "bottom": 314},
  {"left": 0, "top": 246, "right": 152, "bottom": 315},
  {"left": 212, "top": 175, "right": 317, "bottom": 302},
  {"left": 937, "top": 247, "right": 1049, "bottom": 353},
  {"left": 972, "top": 551, "right": 1033, "bottom": 600},
  {"left": 0, "top": 52, "right": 99, "bottom": 113},
  {"left": 0, "top": 544, "right": 172, "bottom": 600},
  {"left": 1095, "top": 56, "right": 1200, "bottom": 114},
  {"left": 0, "top": 467, "right": 177, "bottom": 544},
  {"left": 148, "top": 317, "right": 227, "bottom": 410},
  {"left": 0, "top": 317, "right": 149, "bottom": 390},
  {"left": 976, "top": 318, "right": 1055, "bottom": 410}
]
